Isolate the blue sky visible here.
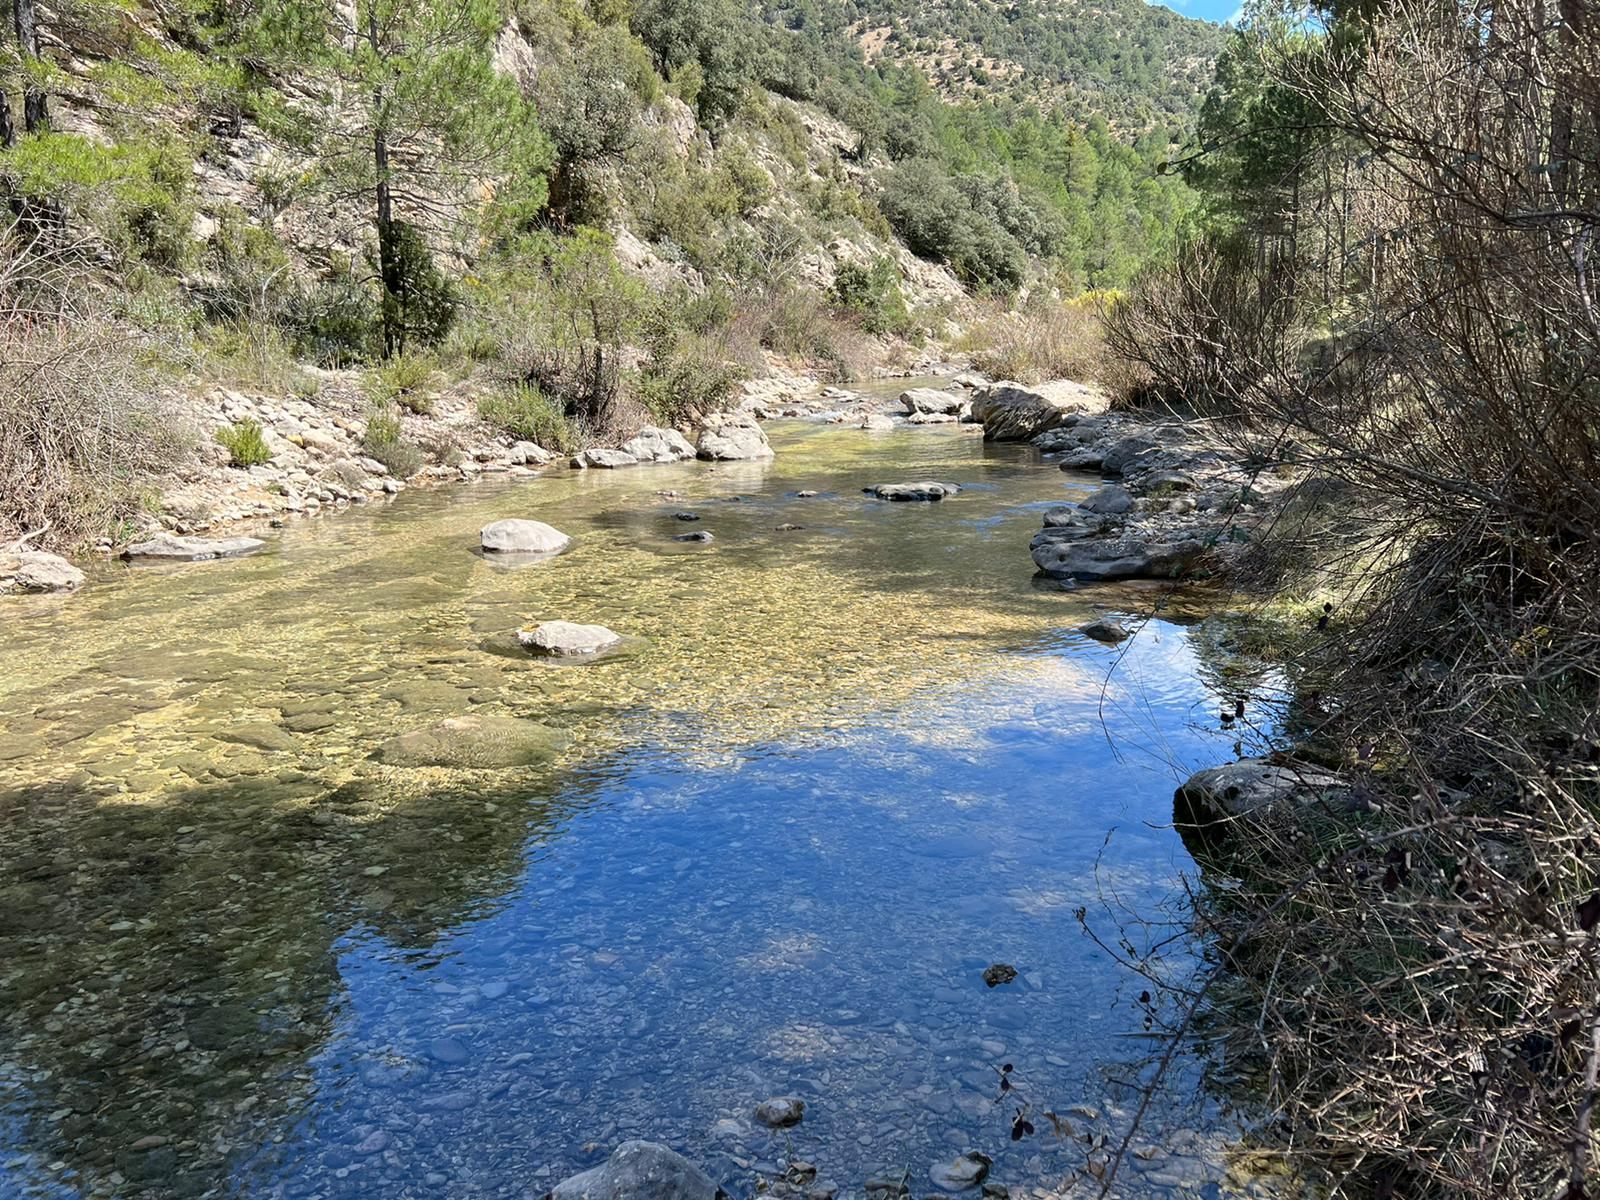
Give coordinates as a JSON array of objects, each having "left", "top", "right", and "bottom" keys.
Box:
[{"left": 1148, "top": 0, "right": 1241, "bottom": 25}]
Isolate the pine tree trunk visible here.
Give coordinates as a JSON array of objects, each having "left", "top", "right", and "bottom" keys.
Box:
[
  {"left": 368, "top": 6, "right": 403, "bottom": 358},
  {"left": 13, "top": 0, "right": 46, "bottom": 133}
]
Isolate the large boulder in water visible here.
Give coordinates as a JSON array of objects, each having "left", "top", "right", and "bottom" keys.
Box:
[
  {"left": 124, "top": 533, "right": 265, "bottom": 561},
  {"left": 622, "top": 426, "right": 696, "bottom": 463},
  {"left": 374, "top": 714, "right": 568, "bottom": 769},
  {"left": 696, "top": 414, "right": 774, "bottom": 461},
  {"left": 572, "top": 447, "right": 640, "bottom": 469},
  {"left": 547, "top": 1141, "right": 722, "bottom": 1200},
  {"left": 1, "top": 549, "right": 85, "bottom": 594},
  {"left": 970, "top": 380, "right": 1106, "bottom": 442},
  {"left": 517, "top": 620, "right": 622, "bottom": 657},
  {"left": 481, "top": 519, "right": 570, "bottom": 555}
]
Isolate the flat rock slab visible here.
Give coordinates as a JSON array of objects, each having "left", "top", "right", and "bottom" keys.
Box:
[
  {"left": 549, "top": 1141, "right": 721, "bottom": 1200},
  {"left": 518, "top": 620, "right": 622, "bottom": 657},
  {"left": 124, "top": 533, "right": 265, "bottom": 561},
  {"left": 373, "top": 715, "right": 568, "bottom": 769},
  {"left": 1, "top": 550, "right": 86, "bottom": 593},
  {"left": 1031, "top": 528, "right": 1204, "bottom": 581},
  {"left": 481, "top": 519, "right": 571, "bottom": 555},
  {"left": 865, "top": 482, "right": 962, "bottom": 501}
]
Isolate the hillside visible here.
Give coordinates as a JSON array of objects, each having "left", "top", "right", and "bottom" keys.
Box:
[{"left": 0, "top": 0, "right": 1216, "bottom": 551}]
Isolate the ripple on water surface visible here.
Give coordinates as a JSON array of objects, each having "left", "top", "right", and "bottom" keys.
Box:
[{"left": 0, "top": 419, "right": 1268, "bottom": 1200}]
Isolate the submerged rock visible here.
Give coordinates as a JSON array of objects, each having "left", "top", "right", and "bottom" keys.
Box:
[
  {"left": 674, "top": 531, "right": 714, "bottom": 543},
  {"left": 755, "top": 1096, "right": 806, "bottom": 1128},
  {"left": 697, "top": 414, "right": 774, "bottom": 461},
  {"left": 374, "top": 715, "right": 567, "bottom": 769},
  {"left": 865, "top": 482, "right": 961, "bottom": 501},
  {"left": 518, "top": 620, "right": 622, "bottom": 657},
  {"left": 481, "top": 519, "right": 571, "bottom": 556},
  {"left": 858, "top": 414, "right": 896, "bottom": 432},
  {"left": 929, "top": 1153, "right": 992, "bottom": 1191},
  {"left": 622, "top": 426, "right": 697, "bottom": 463},
  {"left": 124, "top": 533, "right": 265, "bottom": 561},
  {"left": 549, "top": 1141, "right": 722, "bottom": 1200},
  {"left": 1, "top": 549, "right": 85, "bottom": 593}
]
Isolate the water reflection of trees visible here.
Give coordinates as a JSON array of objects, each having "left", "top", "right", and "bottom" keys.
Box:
[{"left": 0, "top": 764, "right": 599, "bottom": 1198}]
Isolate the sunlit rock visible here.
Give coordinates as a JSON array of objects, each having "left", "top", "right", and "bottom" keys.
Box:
[{"left": 480, "top": 519, "right": 571, "bottom": 555}]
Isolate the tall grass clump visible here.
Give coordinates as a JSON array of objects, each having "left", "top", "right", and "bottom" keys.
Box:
[
  {"left": 360, "top": 402, "right": 424, "bottom": 478},
  {"left": 477, "top": 384, "right": 574, "bottom": 452},
  {"left": 215, "top": 419, "right": 271, "bottom": 467}
]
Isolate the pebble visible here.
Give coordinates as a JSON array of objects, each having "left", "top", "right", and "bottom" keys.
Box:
[
  {"left": 755, "top": 1097, "right": 805, "bottom": 1128},
  {"left": 428, "top": 1037, "right": 470, "bottom": 1065}
]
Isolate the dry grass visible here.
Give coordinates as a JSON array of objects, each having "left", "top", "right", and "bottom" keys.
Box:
[{"left": 0, "top": 239, "right": 191, "bottom": 550}]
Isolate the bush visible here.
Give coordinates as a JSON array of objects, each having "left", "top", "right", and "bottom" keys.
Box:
[
  {"left": 367, "top": 353, "right": 438, "bottom": 414},
  {"left": 360, "top": 403, "right": 424, "bottom": 478},
  {"left": 290, "top": 268, "right": 379, "bottom": 366},
  {"left": 215, "top": 420, "right": 272, "bottom": 467},
  {"left": 0, "top": 247, "right": 191, "bottom": 549},
  {"left": 376, "top": 221, "right": 459, "bottom": 356},
  {"left": 830, "top": 257, "right": 912, "bottom": 337},
  {"left": 877, "top": 159, "right": 1029, "bottom": 291},
  {"left": 477, "top": 384, "right": 574, "bottom": 452}
]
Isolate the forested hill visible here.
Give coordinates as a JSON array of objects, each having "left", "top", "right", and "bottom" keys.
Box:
[{"left": 761, "top": 0, "right": 1224, "bottom": 134}]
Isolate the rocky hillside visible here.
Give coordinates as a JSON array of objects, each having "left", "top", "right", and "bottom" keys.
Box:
[{"left": 0, "top": 0, "right": 1215, "bottom": 553}]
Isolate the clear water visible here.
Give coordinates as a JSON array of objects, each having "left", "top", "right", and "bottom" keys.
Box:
[{"left": 0, "top": 407, "right": 1259, "bottom": 1199}]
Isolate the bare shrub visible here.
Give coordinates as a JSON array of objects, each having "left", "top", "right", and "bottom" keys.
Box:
[
  {"left": 964, "top": 292, "right": 1119, "bottom": 386},
  {"left": 1103, "top": 2, "right": 1600, "bottom": 1196},
  {"left": 0, "top": 239, "right": 190, "bottom": 549}
]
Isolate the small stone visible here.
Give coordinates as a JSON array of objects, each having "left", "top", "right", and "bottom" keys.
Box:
[
  {"left": 129, "top": 1136, "right": 169, "bottom": 1152},
  {"left": 796, "top": 490, "right": 818, "bottom": 498},
  {"left": 774, "top": 523, "right": 802, "bottom": 532},
  {"left": 674, "top": 531, "right": 714, "bottom": 543},
  {"left": 982, "top": 964, "right": 1018, "bottom": 988},
  {"left": 1079, "top": 616, "right": 1129, "bottom": 644},
  {"left": 754, "top": 1097, "right": 805, "bottom": 1128},
  {"left": 517, "top": 620, "right": 623, "bottom": 657},
  {"left": 356, "top": 1130, "right": 391, "bottom": 1155},
  {"left": 673, "top": 512, "right": 701, "bottom": 521},
  {"left": 481, "top": 980, "right": 509, "bottom": 1000}
]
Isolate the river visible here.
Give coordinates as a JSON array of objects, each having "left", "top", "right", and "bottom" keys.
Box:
[{"left": 0, "top": 403, "right": 1275, "bottom": 1199}]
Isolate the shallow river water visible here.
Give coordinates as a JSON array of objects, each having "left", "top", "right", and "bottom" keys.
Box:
[{"left": 1, "top": 407, "right": 1275, "bottom": 1199}]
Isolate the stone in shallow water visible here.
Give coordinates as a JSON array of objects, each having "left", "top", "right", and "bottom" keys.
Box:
[
  {"left": 1, "top": 549, "right": 85, "bottom": 593},
  {"left": 673, "top": 531, "right": 714, "bottom": 544},
  {"left": 1079, "top": 616, "right": 1129, "bottom": 644},
  {"left": 755, "top": 1096, "right": 805, "bottom": 1128},
  {"left": 549, "top": 1140, "right": 720, "bottom": 1200},
  {"left": 373, "top": 715, "right": 567, "bottom": 769},
  {"left": 929, "top": 1153, "right": 991, "bottom": 1192},
  {"left": 864, "top": 482, "right": 961, "bottom": 502},
  {"left": 480, "top": 519, "right": 571, "bottom": 555},
  {"left": 124, "top": 533, "right": 265, "bottom": 561},
  {"left": 982, "top": 963, "right": 1017, "bottom": 987},
  {"left": 518, "top": 621, "right": 622, "bottom": 657}
]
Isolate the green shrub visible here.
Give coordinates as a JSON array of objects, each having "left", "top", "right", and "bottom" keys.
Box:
[
  {"left": 291, "top": 269, "right": 379, "bottom": 366},
  {"left": 636, "top": 328, "right": 740, "bottom": 425},
  {"left": 367, "top": 353, "right": 438, "bottom": 414},
  {"left": 477, "top": 384, "right": 573, "bottom": 451},
  {"left": 830, "top": 257, "right": 912, "bottom": 337},
  {"left": 215, "top": 419, "right": 273, "bottom": 467},
  {"left": 377, "top": 221, "right": 459, "bottom": 356},
  {"left": 360, "top": 403, "right": 425, "bottom": 477}
]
